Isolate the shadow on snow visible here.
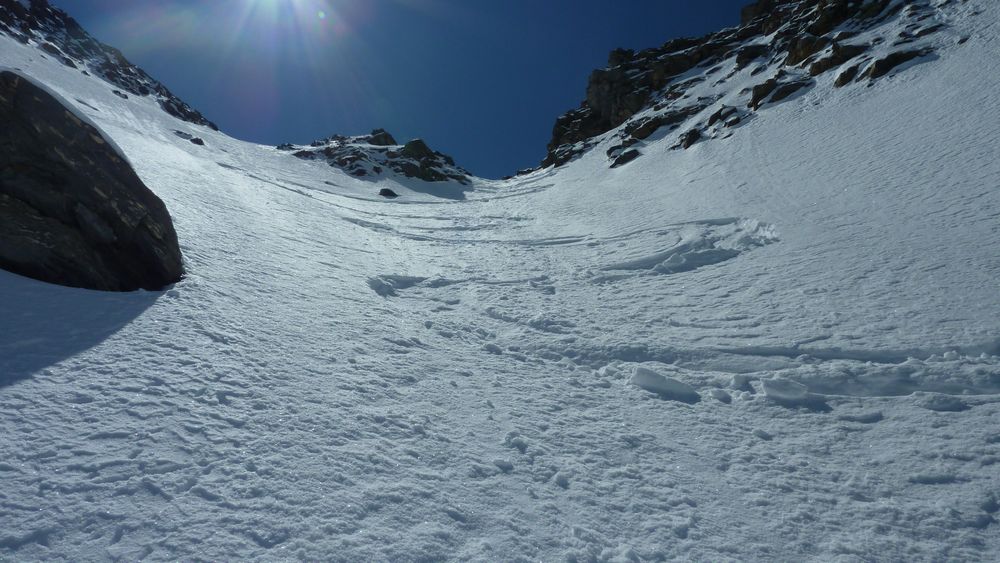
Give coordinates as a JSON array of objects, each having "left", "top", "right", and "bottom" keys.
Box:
[{"left": 0, "top": 270, "right": 159, "bottom": 388}]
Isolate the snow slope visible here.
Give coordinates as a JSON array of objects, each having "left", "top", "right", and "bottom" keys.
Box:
[{"left": 2, "top": 1, "right": 1000, "bottom": 561}]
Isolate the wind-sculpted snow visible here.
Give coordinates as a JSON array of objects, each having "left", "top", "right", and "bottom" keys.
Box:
[
  {"left": 2, "top": 0, "right": 1000, "bottom": 561},
  {"left": 596, "top": 218, "right": 777, "bottom": 279},
  {"left": 367, "top": 218, "right": 778, "bottom": 293}
]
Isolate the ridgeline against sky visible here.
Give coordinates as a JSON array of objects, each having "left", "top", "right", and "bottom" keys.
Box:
[{"left": 50, "top": 0, "right": 746, "bottom": 178}]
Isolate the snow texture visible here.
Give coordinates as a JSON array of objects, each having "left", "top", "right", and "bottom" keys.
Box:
[{"left": 2, "top": 1, "right": 1000, "bottom": 560}]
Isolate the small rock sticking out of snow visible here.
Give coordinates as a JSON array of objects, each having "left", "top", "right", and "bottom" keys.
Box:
[{"left": 629, "top": 366, "right": 701, "bottom": 404}]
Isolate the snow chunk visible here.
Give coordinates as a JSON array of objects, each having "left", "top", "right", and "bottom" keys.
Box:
[
  {"left": 761, "top": 377, "right": 831, "bottom": 411},
  {"left": 630, "top": 367, "right": 700, "bottom": 403},
  {"left": 761, "top": 377, "right": 809, "bottom": 402},
  {"left": 837, "top": 410, "right": 884, "bottom": 424},
  {"left": 915, "top": 393, "right": 969, "bottom": 412},
  {"left": 709, "top": 388, "right": 732, "bottom": 404}
]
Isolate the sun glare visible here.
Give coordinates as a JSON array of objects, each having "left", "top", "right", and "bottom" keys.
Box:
[
  {"left": 224, "top": 0, "right": 345, "bottom": 60},
  {"left": 249, "top": 0, "right": 334, "bottom": 22}
]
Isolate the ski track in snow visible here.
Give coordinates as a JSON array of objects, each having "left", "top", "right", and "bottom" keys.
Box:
[{"left": 3, "top": 2, "right": 1000, "bottom": 561}]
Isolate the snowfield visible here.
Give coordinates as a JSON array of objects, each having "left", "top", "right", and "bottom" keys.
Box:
[{"left": 2, "top": 1, "right": 1000, "bottom": 561}]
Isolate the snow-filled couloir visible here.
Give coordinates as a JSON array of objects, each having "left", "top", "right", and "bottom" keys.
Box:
[{"left": 1, "top": 0, "right": 999, "bottom": 560}]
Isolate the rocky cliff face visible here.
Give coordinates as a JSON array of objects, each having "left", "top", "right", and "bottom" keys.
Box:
[
  {"left": 541, "top": 0, "right": 951, "bottom": 170},
  {"left": 0, "top": 70, "right": 185, "bottom": 291},
  {"left": 0, "top": 0, "right": 217, "bottom": 130},
  {"left": 280, "top": 129, "right": 471, "bottom": 185}
]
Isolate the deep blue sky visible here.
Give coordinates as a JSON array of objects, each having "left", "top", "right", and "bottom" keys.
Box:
[{"left": 51, "top": 0, "right": 747, "bottom": 177}]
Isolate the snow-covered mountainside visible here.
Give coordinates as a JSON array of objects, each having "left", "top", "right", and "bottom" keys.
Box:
[
  {"left": 0, "top": 0, "right": 215, "bottom": 129},
  {"left": 2, "top": 0, "right": 1000, "bottom": 561},
  {"left": 541, "top": 0, "right": 953, "bottom": 170}
]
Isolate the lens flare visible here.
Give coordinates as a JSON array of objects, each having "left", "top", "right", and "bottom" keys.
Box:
[{"left": 80, "top": 0, "right": 395, "bottom": 129}]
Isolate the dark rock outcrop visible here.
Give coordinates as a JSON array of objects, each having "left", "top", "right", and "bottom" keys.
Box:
[
  {"left": 610, "top": 149, "right": 641, "bottom": 168},
  {"left": 786, "top": 34, "right": 830, "bottom": 66},
  {"left": 400, "top": 139, "right": 435, "bottom": 160},
  {"left": 707, "top": 105, "right": 738, "bottom": 127},
  {"left": 863, "top": 48, "right": 933, "bottom": 80},
  {"left": 809, "top": 42, "right": 869, "bottom": 76},
  {"left": 741, "top": 0, "right": 790, "bottom": 25},
  {"left": 0, "top": 71, "right": 184, "bottom": 291},
  {"left": 769, "top": 79, "right": 813, "bottom": 104},
  {"left": 834, "top": 63, "right": 861, "bottom": 87},
  {"left": 378, "top": 188, "right": 399, "bottom": 198},
  {"left": 680, "top": 129, "right": 701, "bottom": 150},
  {"left": 735, "top": 44, "right": 771, "bottom": 69},
  {"left": 747, "top": 72, "right": 812, "bottom": 110},
  {"left": 368, "top": 128, "right": 397, "bottom": 147},
  {"left": 0, "top": 0, "right": 217, "bottom": 130},
  {"left": 750, "top": 78, "right": 780, "bottom": 109}
]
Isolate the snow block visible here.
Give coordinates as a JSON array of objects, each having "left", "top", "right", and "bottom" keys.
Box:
[
  {"left": 761, "top": 377, "right": 810, "bottom": 402},
  {"left": 630, "top": 367, "right": 700, "bottom": 403},
  {"left": 761, "top": 377, "right": 830, "bottom": 411}
]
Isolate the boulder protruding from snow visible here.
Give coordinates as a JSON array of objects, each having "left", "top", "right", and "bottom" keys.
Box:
[{"left": 0, "top": 71, "right": 184, "bottom": 291}]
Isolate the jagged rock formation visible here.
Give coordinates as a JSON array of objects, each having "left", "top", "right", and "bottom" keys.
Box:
[
  {"left": 0, "top": 70, "right": 184, "bottom": 291},
  {"left": 0, "top": 0, "right": 217, "bottom": 130},
  {"left": 280, "top": 129, "right": 471, "bottom": 185},
  {"left": 542, "top": 0, "right": 949, "bottom": 170}
]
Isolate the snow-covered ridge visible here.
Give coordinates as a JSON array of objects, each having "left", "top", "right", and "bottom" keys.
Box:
[
  {"left": 541, "top": 0, "right": 955, "bottom": 170},
  {"left": 0, "top": 0, "right": 217, "bottom": 130},
  {"left": 279, "top": 129, "right": 472, "bottom": 186}
]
